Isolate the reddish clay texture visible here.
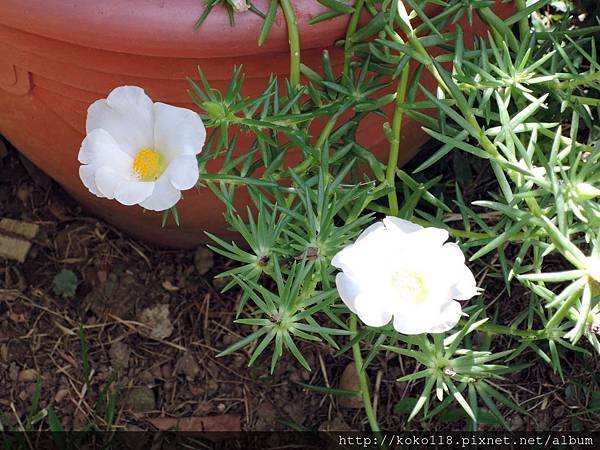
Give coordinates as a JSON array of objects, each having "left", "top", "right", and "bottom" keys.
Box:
[{"left": 0, "top": 0, "right": 513, "bottom": 247}]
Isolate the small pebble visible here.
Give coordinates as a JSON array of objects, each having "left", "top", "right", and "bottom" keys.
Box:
[
  {"left": 161, "top": 363, "right": 173, "bottom": 379},
  {"left": 54, "top": 388, "right": 69, "bottom": 403},
  {"left": 8, "top": 363, "right": 18, "bottom": 381},
  {"left": 176, "top": 353, "right": 200, "bottom": 381},
  {"left": 108, "top": 341, "right": 131, "bottom": 369},
  {"left": 194, "top": 247, "right": 214, "bottom": 275},
  {"left": 18, "top": 368, "right": 38, "bottom": 383},
  {"left": 338, "top": 363, "right": 364, "bottom": 409}
]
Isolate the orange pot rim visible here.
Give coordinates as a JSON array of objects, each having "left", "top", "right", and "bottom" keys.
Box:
[
  {"left": 0, "top": 0, "right": 346, "bottom": 58},
  {"left": 0, "top": 0, "right": 453, "bottom": 59}
]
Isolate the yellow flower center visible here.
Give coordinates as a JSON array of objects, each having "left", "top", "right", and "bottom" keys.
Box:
[
  {"left": 389, "top": 269, "right": 429, "bottom": 305},
  {"left": 132, "top": 148, "right": 166, "bottom": 181}
]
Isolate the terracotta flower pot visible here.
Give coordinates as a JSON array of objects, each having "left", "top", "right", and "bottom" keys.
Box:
[{"left": 0, "top": 0, "right": 512, "bottom": 248}]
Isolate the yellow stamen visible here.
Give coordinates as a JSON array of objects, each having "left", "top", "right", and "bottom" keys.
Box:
[
  {"left": 132, "top": 148, "right": 166, "bottom": 181},
  {"left": 389, "top": 269, "right": 428, "bottom": 305}
]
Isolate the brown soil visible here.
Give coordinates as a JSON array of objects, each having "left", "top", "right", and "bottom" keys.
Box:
[{"left": 0, "top": 137, "right": 598, "bottom": 432}]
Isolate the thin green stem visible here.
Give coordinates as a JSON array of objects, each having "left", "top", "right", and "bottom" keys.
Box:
[
  {"left": 477, "top": 7, "right": 519, "bottom": 51},
  {"left": 364, "top": 202, "right": 391, "bottom": 215},
  {"left": 280, "top": 0, "right": 300, "bottom": 88},
  {"left": 350, "top": 314, "right": 380, "bottom": 432},
  {"left": 558, "top": 71, "right": 600, "bottom": 90},
  {"left": 569, "top": 95, "right": 600, "bottom": 107},
  {"left": 515, "top": 0, "right": 529, "bottom": 41},
  {"left": 473, "top": 322, "right": 548, "bottom": 339},
  {"left": 286, "top": 100, "right": 352, "bottom": 176},
  {"left": 394, "top": 29, "right": 498, "bottom": 159},
  {"left": 343, "top": 0, "right": 366, "bottom": 75},
  {"left": 385, "top": 63, "right": 411, "bottom": 216},
  {"left": 314, "top": 103, "right": 351, "bottom": 162},
  {"left": 399, "top": 26, "right": 548, "bottom": 220}
]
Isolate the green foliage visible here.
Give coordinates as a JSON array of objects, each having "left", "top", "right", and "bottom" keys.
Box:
[
  {"left": 52, "top": 269, "right": 78, "bottom": 299},
  {"left": 189, "top": 0, "right": 600, "bottom": 430},
  {"left": 383, "top": 313, "right": 529, "bottom": 429}
]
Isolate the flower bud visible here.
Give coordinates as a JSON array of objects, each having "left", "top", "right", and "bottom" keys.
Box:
[
  {"left": 201, "top": 101, "right": 226, "bottom": 120},
  {"left": 231, "top": 0, "right": 250, "bottom": 13},
  {"left": 383, "top": 122, "right": 394, "bottom": 143},
  {"left": 576, "top": 182, "right": 600, "bottom": 200}
]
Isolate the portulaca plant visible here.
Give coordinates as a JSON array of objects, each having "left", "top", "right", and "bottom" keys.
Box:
[{"left": 79, "top": 0, "right": 600, "bottom": 431}]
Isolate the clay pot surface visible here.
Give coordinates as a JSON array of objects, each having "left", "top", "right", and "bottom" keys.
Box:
[{"left": 0, "top": 0, "right": 512, "bottom": 247}]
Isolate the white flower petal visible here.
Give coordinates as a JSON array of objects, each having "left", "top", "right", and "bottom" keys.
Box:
[
  {"left": 356, "top": 221, "right": 386, "bottom": 243},
  {"left": 331, "top": 245, "right": 352, "bottom": 269},
  {"left": 335, "top": 273, "right": 360, "bottom": 314},
  {"left": 139, "top": 175, "right": 181, "bottom": 211},
  {"left": 78, "top": 129, "right": 132, "bottom": 171},
  {"left": 392, "top": 306, "right": 432, "bottom": 335},
  {"left": 354, "top": 294, "right": 393, "bottom": 327},
  {"left": 153, "top": 102, "right": 206, "bottom": 161},
  {"left": 383, "top": 216, "right": 423, "bottom": 234},
  {"left": 442, "top": 242, "right": 466, "bottom": 265},
  {"left": 166, "top": 155, "right": 199, "bottom": 190},
  {"left": 351, "top": 225, "right": 393, "bottom": 262},
  {"left": 331, "top": 240, "right": 386, "bottom": 280},
  {"left": 114, "top": 180, "right": 154, "bottom": 206},
  {"left": 391, "top": 300, "right": 460, "bottom": 335},
  {"left": 413, "top": 226, "right": 449, "bottom": 246},
  {"left": 95, "top": 166, "right": 126, "bottom": 200},
  {"left": 426, "top": 300, "right": 463, "bottom": 334},
  {"left": 86, "top": 86, "right": 154, "bottom": 156},
  {"left": 393, "top": 299, "right": 449, "bottom": 335},
  {"left": 450, "top": 264, "right": 478, "bottom": 300},
  {"left": 79, "top": 165, "right": 104, "bottom": 198},
  {"left": 332, "top": 241, "right": 373, "bottom": 272}
]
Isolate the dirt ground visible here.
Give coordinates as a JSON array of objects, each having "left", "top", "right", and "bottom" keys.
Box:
[{"left": 0, "top": 136, "right": 599, "bottom": 432}]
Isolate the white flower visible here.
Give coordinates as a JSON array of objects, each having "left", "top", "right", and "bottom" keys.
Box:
[
  {"left": 332, "top": 217, "right": 478, "bottom": 335},
  {"left": 78, "top": 86, "right": 206, "bottom": 211}
]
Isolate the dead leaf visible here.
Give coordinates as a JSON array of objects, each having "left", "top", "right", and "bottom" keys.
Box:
[
  {"left": 9, "top": 312, "right": 27, "bottom": 323},
  {"left": 0, "top": 289, "right": 21, "bottom": 301},
  {"left": 147, "top": 415, "right": 241, "bottom": 432},
  {"left": 161, "top": 280, "right": 179, "bottom": 292}
]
